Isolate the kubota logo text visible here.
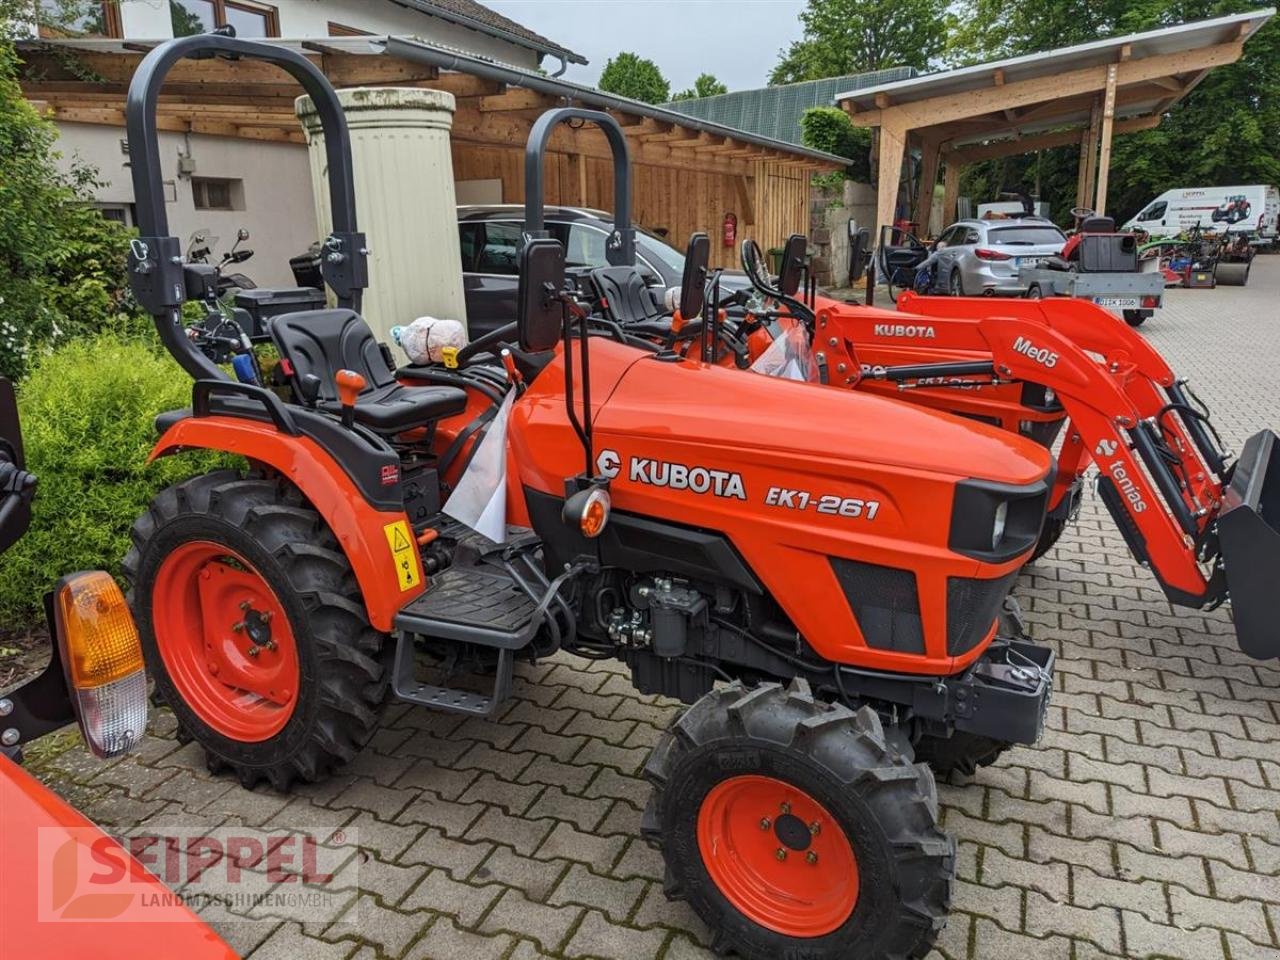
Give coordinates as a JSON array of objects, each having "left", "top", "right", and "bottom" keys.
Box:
[
  {"left": 597, "top": 449, "right": 747, "bottom": 500},
  {"left": 873, "top": 323, "right": 936, "bottom": 339},
  {"left": 1012, "top": 336, "right": 1059, "bottom": 368}
]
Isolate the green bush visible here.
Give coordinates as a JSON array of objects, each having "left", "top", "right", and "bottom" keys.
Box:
[
  {"left": 800, "top": 107, "right": 872, "bottom": 182},
  {"left": 0, "top": 42, "right": 140, "bottom": 380},
  {"left": 0, "top": 335, "right": 234, "bottom": 628}
]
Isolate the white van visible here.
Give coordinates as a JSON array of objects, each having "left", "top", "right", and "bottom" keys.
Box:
[{"left": 1121, "top": 185, "right": 1279, "bottom": 241}]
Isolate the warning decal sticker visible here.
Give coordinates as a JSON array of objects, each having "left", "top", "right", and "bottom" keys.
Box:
[{"left": 383, "top": 520, "right": 421, "bottom": 591}]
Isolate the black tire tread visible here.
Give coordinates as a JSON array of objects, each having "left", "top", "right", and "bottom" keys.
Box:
[
  {"left": 124, "top": 470, "right": 390, "bottom": 791},
  {"left": 644, "top": 679, "right": 953, "bottom": 960}
]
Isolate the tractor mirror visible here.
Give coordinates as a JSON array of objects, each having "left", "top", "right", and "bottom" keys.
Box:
[
  {"left": 679, "top": 232, "right": 710, "bottom": 319},
  {"left": 517, "top": 238, "right": 566, "bottom": 353},
  {"left": 777, "top": 234, "right": 807, "bottom": 296}
]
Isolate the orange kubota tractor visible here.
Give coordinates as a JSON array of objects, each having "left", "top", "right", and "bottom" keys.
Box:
[
  {"left": 635, "top": 233, "right": 1279, "bottom": 661},
  {"left": 122, "top": 32, "right": 1062, "bottom": 959}
]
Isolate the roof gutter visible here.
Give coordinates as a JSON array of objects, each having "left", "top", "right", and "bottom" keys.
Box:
[
  {"left": 381, "top": 36, "right": 850, "bottom": 166},
  {"left": 387, "top": 0, "right": 588, "bottom": 65}
]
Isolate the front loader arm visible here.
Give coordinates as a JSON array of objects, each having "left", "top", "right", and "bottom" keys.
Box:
[
  {"left": 942, "top": 315, "right": 1217, "bottom": 605},
  {"left": 832, "top": 305, "right": 1219, "bottom": 606}
]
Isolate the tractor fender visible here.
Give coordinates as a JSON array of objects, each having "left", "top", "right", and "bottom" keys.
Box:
[{"left": 149, "top": 415, "right": 424, "bottom": 632}]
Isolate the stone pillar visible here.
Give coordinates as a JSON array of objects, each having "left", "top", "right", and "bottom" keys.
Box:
[{"left": 296, "top": 87, "right": 468, "bottom": 355}]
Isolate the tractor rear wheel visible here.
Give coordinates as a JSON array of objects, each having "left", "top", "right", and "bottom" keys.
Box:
[
  {"left": 643, "top": 680, "right": 952, "bottom": 960},
  {"left": 124, "top": 470, "right": 390, "bottom": 790}
]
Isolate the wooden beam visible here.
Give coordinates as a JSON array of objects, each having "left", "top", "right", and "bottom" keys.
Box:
[
  {"left": 1094, "top": 63, "right": 1118, "bottom": 215},
  {"left": 942, "top": 162, "right": 960, "bottom": 227},
  {"left": 430, "top": 73, "right": 504, "bottom": 98},
  {"left": 1118, "top": 43, "right": 1132, "bottom": 62},
  {"left": 1077, "top": 97, "right": 1100, "bottom": 208},
  {"left": 476, "top": 89, "right": 552, "bottom": 112},
  {"left": 733, "top": 175, "right": 755, "bottom": 224},
  {"left": 993, "top": 68, "right": 1006, "bottom": 86},
  {"left": 850, "top": 40, "right": 1244, "bottom": 130},
  {"left": 874, "top": 92, "right": 891, "bottom": 109},
  {"left": 942, "top": 114, "right": 1162, "bottom": 166},
  {"left": 876, "top": 119, "right": 907, "bottom": 238},
  {"left": 912, "top": 135, "right": 942, "bottom": 235},
  {"left": 1149, "top": 74, "right": 1184, "bottom": 92}
]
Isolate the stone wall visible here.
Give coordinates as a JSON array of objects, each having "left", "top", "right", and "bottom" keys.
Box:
[{"left": 808, "top": 180, "right": 876, "bottom": 287}]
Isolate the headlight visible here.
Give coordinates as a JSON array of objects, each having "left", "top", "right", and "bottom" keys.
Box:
[
  {"left": 992, "top": 501, "right": 1009, "bottom": 550},
  {"left": 1043, "top": 387, "right": 1056, "bottom": 406}
]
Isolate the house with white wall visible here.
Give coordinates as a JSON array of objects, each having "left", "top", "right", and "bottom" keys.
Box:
[{"left": 23, "top": 0, "right": 584, "bottom": 285}]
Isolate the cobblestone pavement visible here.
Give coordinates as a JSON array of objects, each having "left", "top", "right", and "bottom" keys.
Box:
[{"left": 32, "top": 256, "right": 1280, "bottom": 959}]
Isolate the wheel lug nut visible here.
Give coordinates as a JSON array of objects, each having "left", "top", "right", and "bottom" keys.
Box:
[
  {"left": 240, "top": 600, "right": 251, "bottom": 611},
  {"left": 247, "top": 647, "right": 259, "bottom": 657},
  {"left": 779, "top": 802, "right": 791, "bottom": 815},
  {"left": 775, "top": 848, "right": 787, "bottom": 861},
  {"left": 759, "top": 817, "right": 771, "bottom": 830},
  {"left": 806, "top": 851, "right": 818, "bottom": 865},
  {"left": 232, "top": 621, "right": 245, "bottom": 633},
  {"left": 809, "top": 822, "right": 821, "bottom": 836}
]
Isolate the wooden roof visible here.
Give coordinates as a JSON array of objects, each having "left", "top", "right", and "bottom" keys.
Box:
[{"left": 16, "top": 36, "right": 843, "bottom": 177}]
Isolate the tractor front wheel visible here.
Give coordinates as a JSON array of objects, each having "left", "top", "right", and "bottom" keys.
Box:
[
  {"left": 124, "top": 470, "right": 390, "bottom": 790},
  {"left": 643, "top": 680, "right": 952, "bottom": 959}
]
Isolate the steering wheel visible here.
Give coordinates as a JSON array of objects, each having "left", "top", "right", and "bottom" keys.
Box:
[
  {"left": 453, "top": 321, "right": 518, "bottom": 366},
  {"left": 1070, "top": 206, "right": 1094, "bottom": 224},
  {"left": 740, "top": 239, "right": 781, "bottom": 298}
]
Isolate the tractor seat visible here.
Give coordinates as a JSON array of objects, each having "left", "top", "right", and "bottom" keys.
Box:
[
  {"left": 270, "top": 308, "right": 466, "bottom": 434},
  {"left": 589, "top": 266, "right": 665, "bottom": 323}
]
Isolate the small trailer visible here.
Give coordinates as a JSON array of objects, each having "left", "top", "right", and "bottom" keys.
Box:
[{"left": 1018, "top": 213, "right": 1164, "bottom": 326}]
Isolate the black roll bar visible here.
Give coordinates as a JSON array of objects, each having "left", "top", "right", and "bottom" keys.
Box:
[
  {"left": 124, "top": 30, "right": 367, "bottom": 382},
  {"left": 523, "top": 108, "right": 634, "bottom": 267}
]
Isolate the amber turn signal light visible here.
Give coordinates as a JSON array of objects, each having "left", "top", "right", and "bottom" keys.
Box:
[
  {"left": 54, "top": 571, "right": 148, "bottom": 758},
  {"left": 562, "top": 486, "right": 611, "bottom": 539}
]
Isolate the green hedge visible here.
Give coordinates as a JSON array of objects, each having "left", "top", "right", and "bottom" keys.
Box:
[
  {"left": 800, "top": 107, "right": 872, "bottom": 182},
  {"left": 0, "top": 335, "right": 233, "bottom": 628}
]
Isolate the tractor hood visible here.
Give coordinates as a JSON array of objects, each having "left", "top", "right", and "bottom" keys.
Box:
[{"left": 599, "top": 349, "right": 1052, "bottom": 486}]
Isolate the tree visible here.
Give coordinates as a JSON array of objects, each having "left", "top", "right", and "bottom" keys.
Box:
[
  {"left": 0, "top": 11, "right": 137, "bottom": 378},
  {"left": 769, "top": 0, "right": 951, "bottom": 85},
  {"left": 671, "top": 73, "right": 729, "bottom": 102},
  {"left": 598, "top": 52, "right": 670, "bottom": 104}
]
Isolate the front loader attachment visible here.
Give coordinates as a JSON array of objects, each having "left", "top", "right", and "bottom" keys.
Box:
[{"left": 1217, "top": 429, "right": 1280, "bottom": 660}]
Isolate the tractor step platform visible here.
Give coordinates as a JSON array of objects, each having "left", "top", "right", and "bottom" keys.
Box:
[
  {"left": 393, "top": 563, "right": 542, "bottom": 649},
  {"left": 390, "top": 636, "right": 514, "bottom": 717}
]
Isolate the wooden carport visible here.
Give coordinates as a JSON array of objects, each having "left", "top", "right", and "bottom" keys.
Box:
[
  {"left": 834, "top": 9, "right": 1274, "bottom": 237},
  {"left": 17, "top": 35, "right": 846, "bottom": 269}
]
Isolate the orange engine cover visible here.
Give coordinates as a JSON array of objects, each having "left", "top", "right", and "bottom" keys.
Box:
[{"left": 507, "top": 338, "right": 1052, "bottom": 676}]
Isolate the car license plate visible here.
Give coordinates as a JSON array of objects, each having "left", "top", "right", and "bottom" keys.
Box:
[
  {"left": 1095, "top": 297, "right": 1140, "bottom": 308},
  {"left": 1017, "top": 257, "right": 1046, "bottom": 268}
]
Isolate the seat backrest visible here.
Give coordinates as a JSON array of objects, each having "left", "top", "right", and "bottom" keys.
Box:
[
  {"left": 1079, "top": 215, "right": 1115, "bottom": 234},
  {"left": 589, "top": 266, "right": 663, "bottom": 323},
  {"left": 1077, "top": 234, "right": 1137, "bottom": 273},
  {"left": 270, "top": 309, "right": 394, "bottom": 401}
]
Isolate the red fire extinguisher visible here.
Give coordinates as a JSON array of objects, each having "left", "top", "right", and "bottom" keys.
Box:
[{"left": 722, "top": 212, "right": 737, "bottom": 248}]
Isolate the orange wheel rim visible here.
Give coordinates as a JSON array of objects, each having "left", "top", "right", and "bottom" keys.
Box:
[
  {"left": 697, "top": 774, "right": 859, "bottom": 937},
  {"left": 152, "top": 541, "right": 300, "bottom": 742}
]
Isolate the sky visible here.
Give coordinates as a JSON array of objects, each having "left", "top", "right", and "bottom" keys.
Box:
[{"left": 484, "top": 0, "right": 809, "bottom": 95}]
